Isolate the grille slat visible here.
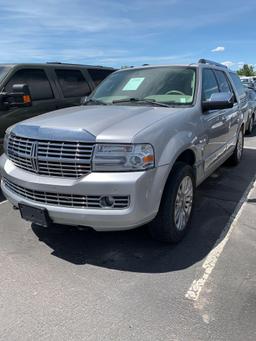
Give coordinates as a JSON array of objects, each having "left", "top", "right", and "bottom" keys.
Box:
[
  {"left": 38, "top": 163, "right": 91, "bottom": 169},
  {"left": 7, "top": 134, "right": 94, "bottom": 178},
  {"left": 3, "top": 178, "right": 130, "bottom": 209},
  {"left": 38, "top": 145, "right": 93, "bottom": 151},
  {"left": 37, "top": 156, "right": 91, "bottom": 164},
  {"left": 37, "top": 152, "right": 92, "bottom": 157}
]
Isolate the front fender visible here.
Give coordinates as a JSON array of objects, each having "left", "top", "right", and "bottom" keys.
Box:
[{"left": 158, "top": 131, "right": 200, "bottom": 167}]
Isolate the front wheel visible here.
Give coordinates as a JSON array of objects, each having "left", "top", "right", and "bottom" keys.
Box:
[
  {"left": 246, "top": 116, "right": 254, "bottom": 135},
  {"left": 148, "top": 162, "right": 195, "bottom": 243}
]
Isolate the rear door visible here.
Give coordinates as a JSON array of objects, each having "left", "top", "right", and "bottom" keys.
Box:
[
  {"left": 248, "top": 89, "right": 256, "bottom": 117},
  {"left": 229, "top": 72, "right": 249, "bottom": 131},
  {"left": 54, "top": 68, "right": 92, "bottom": 109},
  {"left": 0, "top": 68, "right": 58, "bottom": 150}
]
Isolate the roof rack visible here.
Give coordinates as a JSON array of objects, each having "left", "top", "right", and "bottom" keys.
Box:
[
  {"left": 198, "top": 59, "right": 227, "bottom": 68},
  {"left": 46, "top": 62, "right": 88, "bottom": 66},
  {"left": 46, "top": 62, "right": 111, "bottom": 68}
]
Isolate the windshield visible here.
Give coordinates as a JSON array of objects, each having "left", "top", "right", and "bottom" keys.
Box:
[
  {"left": 88, "top": 66, "right": 197, "bottom": 106},
  {"left": 0, "top": 66, "right": 11, "bottom": 83}
]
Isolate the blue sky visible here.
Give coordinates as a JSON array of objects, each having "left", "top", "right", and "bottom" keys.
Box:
[{"left": 0, "top": 0, "right": 255, "bottom": 69}]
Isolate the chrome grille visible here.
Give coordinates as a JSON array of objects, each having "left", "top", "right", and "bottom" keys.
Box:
[
  {"left": 7, "top": 135, "right": 34, "bottom": 172},
  {"left": 3, "top": 178, "right": 130, "bottom": 209},
  {"left": 7, "top": 134, "right": 94, "bottom": 178}
]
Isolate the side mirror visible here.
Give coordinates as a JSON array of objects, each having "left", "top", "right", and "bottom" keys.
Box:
[
  {"left": 0, "top": 84, "right": 32, "bottom": 110},
  {"left": 202, "top": 92, "right": 234, "bottom": 112}
]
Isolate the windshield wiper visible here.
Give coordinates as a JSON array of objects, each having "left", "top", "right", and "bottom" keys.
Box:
[
  {"left": 84, "top": 98, "right": 107, "bottom": 105},
  {"left": 112, "top": 97, "right": 170, "bottom": 108}
]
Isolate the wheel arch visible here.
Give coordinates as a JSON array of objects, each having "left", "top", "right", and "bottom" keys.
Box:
[
  {"left": 176, "top": 149, "right": 196, "bottom": 167},
  {"left": 159, "top": 148, "right": 198, "bottom": 205}
]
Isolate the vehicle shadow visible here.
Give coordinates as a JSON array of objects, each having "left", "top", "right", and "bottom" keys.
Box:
[
  {"left": 32, "top": 148, "right": 256, "bottom": 273},
  {"left": 246, "top": 128, "right": 256, "bottom": 138},
  {"left": 0, "top": 193, "right": 5, "bottom": 203},
  {"left": 0, "top": 185, "right": 5, "bottom": 203}
]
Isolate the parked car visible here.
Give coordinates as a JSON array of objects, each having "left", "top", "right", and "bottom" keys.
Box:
[
  {"left": 0, "top": 63, "right": 115, "bottom": 154},
  {"left": 245, "top": 88, "right": 256, "bottom": 134},
  {"left": 229, "top": 71, "right": 251, "bottom": 134},
  {"left": 241, "top": 77, "right": 256, "bottom": 90},
  {"left": 0, "top": 59, "right": 245, "bottom": 243}
]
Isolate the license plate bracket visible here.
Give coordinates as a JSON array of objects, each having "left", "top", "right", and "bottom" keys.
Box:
[{"left": 19, "top": 203, "right": 51, "bottom": 227}]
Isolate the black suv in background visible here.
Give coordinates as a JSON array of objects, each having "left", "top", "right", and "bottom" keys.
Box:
[{"left": 0, "top": 63, "right": 115, "bottom": 153}]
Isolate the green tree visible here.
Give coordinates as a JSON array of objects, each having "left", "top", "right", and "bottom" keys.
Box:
[{"left": 237, "top": 64, "right": 255, "bottom": 76}]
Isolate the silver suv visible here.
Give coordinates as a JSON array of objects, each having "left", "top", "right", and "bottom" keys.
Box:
[{"left": 0, "top": 59, "right": 245, "bottom": 243}]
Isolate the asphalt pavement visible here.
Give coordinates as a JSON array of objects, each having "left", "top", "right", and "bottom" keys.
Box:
[{"left": 0, "top": 132, "right": 256, "bottom": 341}]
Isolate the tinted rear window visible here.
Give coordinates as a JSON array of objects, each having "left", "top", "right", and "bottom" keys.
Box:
[
  {"left": 87, "top": 69, "right": 114, "bottom": 86},
  {"left": 55, "top": 69, "right": 91, "bottom": 98}
]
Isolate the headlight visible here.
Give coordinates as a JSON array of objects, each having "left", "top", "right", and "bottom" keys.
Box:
[
  {"left": 3, "top": 131, "right": 10, "bottom": 154},
  {"left": 92, "top": 144, "right": 155, "bottom": 172}
]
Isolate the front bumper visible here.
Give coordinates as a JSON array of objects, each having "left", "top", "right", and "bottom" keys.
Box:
[{"left": 0, "top": 154, "right": 169, "bottom": 231}]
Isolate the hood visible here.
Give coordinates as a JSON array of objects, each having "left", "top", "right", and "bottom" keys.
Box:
[{"left": 17, "top": 105, "right": 183, "bottom": 143}]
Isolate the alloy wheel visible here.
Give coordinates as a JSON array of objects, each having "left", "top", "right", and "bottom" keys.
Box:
[
  {"left": 174, "top": 176, "right": 193, "bottom": 231},
  {"left": 237, "top": 130, "right": 243, "bottom": 161}
]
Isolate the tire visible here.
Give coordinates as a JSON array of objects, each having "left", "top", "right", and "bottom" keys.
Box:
[
  {"left": 148, "top": 162, "right": 195, "bottom": 243},
  {"left": 246, "top": 116, "right": 254, "bottom": 135},
  {"left": 228, "top": 128, "right": 244, "bottom": 166}
]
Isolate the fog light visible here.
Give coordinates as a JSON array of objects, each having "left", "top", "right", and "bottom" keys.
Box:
[{"left": 99, "top": 196, "right": 115, "bottom": 208}]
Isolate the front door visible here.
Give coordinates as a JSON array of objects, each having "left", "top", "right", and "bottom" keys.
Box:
[
  {"left": 0, "top": 68, "right": 58, "bottom": 154},
  {"left": 200, "top": 68, "right": 230, "bottom": 173}
]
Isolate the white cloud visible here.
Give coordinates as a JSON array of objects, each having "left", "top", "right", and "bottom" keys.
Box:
[
  {"left": 0, "top": 0, "right": 255, "bottom": 67},
  {"left": 220, "top": 61, "right": 256, "bottom": 70},
  {"left": 221, "top": 61, "right": 235, "bottom": 68},
  {"left": 221, "top": 61, "right": 252, "bottom": 70},
  {"left": 211, "top": 46, "right": 225, "bottom": 52},
  {"left": 99, "top": 53, "right": 195, "bottom": 66}
]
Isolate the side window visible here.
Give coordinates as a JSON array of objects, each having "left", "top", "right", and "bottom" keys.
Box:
[
  {"left": 87, "top": 69, "right": 114, "bottom": 87},
  {"left": 229, "top": 72, "right": 245, "bottom": 97},
  {"left": 5, "top": 69, "right": 54, "bottom": 101},
  {"left": 249, "top": 90, "right": 256, "bottom": 101},
  {"left": 202, "top": 69, "right": 219, "bottom": 101},
  {"left": 215, "top": 71, "right": 232, "bottom": 93},
  {"left": 55, "top": 69, "right": 91, "bottom": 98}
]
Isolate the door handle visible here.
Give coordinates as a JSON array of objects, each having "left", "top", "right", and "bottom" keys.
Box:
[{"left": 199, "top": 136, "right": 208, "bottom": 144}]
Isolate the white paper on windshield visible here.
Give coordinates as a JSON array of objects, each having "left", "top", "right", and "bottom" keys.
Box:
[{"left": 122, "top": 77, "right": 145, "bottom": 91}]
